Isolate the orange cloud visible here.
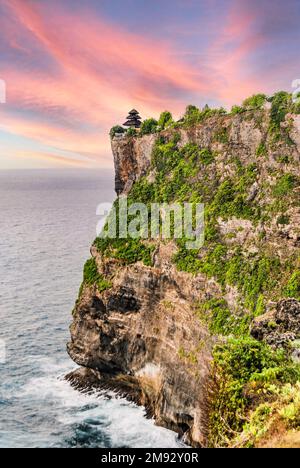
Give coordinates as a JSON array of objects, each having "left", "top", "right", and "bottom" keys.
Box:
[
  {"left": 1, "top": 0, "right": 293, "bottom": 169},
  {"left": 1, "top": 0, "right": 213, "bottom": 167}
]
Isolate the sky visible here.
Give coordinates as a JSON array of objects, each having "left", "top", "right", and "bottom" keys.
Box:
[{"left": 0, "top": 0, "right": 300, "bottom": 169}]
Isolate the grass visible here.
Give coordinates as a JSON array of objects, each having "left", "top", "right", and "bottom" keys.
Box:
[
  {"left": 83, "top": 257, "right": 112, "bottom": 293},
  {"left": 273, "top": 174, "right": 297, "bottom": 197},
  {"left": 284, "top": 271, "right": 300, "bottom": 300}
]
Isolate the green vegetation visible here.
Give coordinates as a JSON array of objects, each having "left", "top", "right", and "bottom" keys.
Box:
[
  {"left": 276, "top": 214, "right": 290, "bottom": 225},
  {"left": 198, "top": 148, "right": 215, "bottom": 165},
  {"left": 127, "top": 127, "right": 138, "bottom": 137},
  {"left": 83, "top": 257, "right": 100, "bottom": 284},
  {"left": 285, "top": 271, "right": 300, "bottom": 300},
  {"left": 209, "top": 337, "right": 300, "bottom": 447},
  {"left": 273, "top": 174, "right": 297, "bottom": 197},
  {"left": 97, "top": 276, "right": 113, "bottom": 293},
  {"left": 232, "top": 381, "right": 300, "bottom": 447},
  {"left": 83, "top": 257, "right": 112, "bottom": 292},
  {"left": 231, "top": 105, "right": 244, "bottom": 115},
  {"left": 213, "top": 127, "right": 229, "bottom": 143},
  {"left": 110, "top": 125, "right": 125, "bottom": 138},
  {"left": 256, "top": 142, "right": 267, "bottom": 157},
  {"left": 276, "top": 154, "right": 290, "bottom": 164},
  {"left": 94, "top": 237, "right": 154, "bottom": 267},
  {"left": 267, "top": 91, "right": 300, "bottom": 144},
  {"left": 158, "top": 111, "right": 173, "bottom": 130},
  {"left": 196, "top": 298, "right": 250, "bottom": 336},
  {"left": 270, "top": 91, "right": 291, "bottom": 131},
  {"left": 242, "top": 93, "right": 267, "bottom": 109},
  {"left": 175, "top": 245, "right": 282, "bottom": 314},
  {"left": 182, "top": 104, "right": 226, "bottom": 127},
  {"left": 93, "top": 195, "right": 155, "bottom": 267},
  {"left": 140, "top": 118, "right": 158, "bottom": 135},
  {"left": 105, "top": 94, "right": 300, "bottom": 448}
]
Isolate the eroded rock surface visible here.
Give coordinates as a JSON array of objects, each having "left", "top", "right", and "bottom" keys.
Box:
[{"left": 68, "top": 108, "right": 300, "bottom": 447}]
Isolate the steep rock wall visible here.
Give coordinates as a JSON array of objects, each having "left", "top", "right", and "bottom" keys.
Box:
[{"left": 68, "top": 108, "right": 300, "bottom": 447}]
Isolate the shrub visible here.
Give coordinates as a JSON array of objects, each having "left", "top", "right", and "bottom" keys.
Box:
[
  {"left": 183, "top": 104, "right": 201, "bottom": 125},
  {"left": 273, "top": 174, "right": 296, "bottom": 197},
  {"left": 285, "top": 271, "right": 300, "bottom": 300},
  {"left": 83, "top": 258, "right": 112, "bottom": 292},
  {"left": 94, "top": 236, "right": 154, "bottom": 267},
  {"left": 231, "top": 105, "right": 244, "bottom": 115},
  {"left": 197, "top": 298, "right": 251, "bottom": 336},
  {"left": 242, "top": 94, "right": 267, "bottom": 109},
  {"left": 158, "top": 111, "right": 173, "bottom": 129},
  {"left": 199, "top": 148, "right": 215, "bottom": 165},
  {"left": 269, "top": 91, "right": 292, "bottom": 130},
  {"left": 184, "top": 104, "right": 199, "bottom": 116},
  {"left": 209, "top": 337, "right": 294, "bottom": 446},
  {"left": 83, "top": 258, "right": 99, "bottom": 284},
  {"left": 127, "top": 127, "right": 137, "bottom": 137},
  {"left": 110, "top": 125, "right": 125, "bottom": 138},
  {"left": 140, "top": 118, "right": 158, "bottom": 135},
  {"left": 276, "top": 214, "right": 290, "bottom": 225}
]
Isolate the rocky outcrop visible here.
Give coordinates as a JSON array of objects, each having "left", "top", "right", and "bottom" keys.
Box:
[
  {"left": 68, "top": 107, "right": 300, "bottom": 447},
  {"left": 112, "top": 110, "right": 300, "bottom": 197},
  {"left": 251, "top": 299, "right": 300, "bottom": 351},
  {"left": 68, "top": 243, "right": 214, "bottom": 446},
  {"left": 111, "top": 133, "right": 156, "bottom": 194}
]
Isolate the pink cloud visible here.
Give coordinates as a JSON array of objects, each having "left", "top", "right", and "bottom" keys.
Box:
[
  {"left": 1, "top": 0, "right": 214, "bottom": 167},
  {"left": 206, "top": 1, "right": 268, "bottom": 104},
  {"left": 0, "top": 0, "right": 296, "bottom": 168}
]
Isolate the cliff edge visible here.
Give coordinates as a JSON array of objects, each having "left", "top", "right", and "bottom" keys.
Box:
[{"left": 68, "top": 96, "right": 300, "bottom": 447}]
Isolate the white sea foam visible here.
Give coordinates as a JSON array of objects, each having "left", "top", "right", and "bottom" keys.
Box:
[
  {"left": 16, "top": 356, "right": 184, "bottom": 448},
  {"left": 0, "top": 170, "right": 184, "bottom": 448}
]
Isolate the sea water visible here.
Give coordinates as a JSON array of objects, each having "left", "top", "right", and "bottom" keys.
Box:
[{"left": 0, "top": 169, "right": 183, "bottom": 448}]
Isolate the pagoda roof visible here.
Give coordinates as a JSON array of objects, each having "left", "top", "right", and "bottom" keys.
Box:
[
  {"left": 126, "top": 114, "right": 141, "bottom": 120},
  {"left": 123, "top": 120, "right": 141, "bottom": 127},
  {"left": 128, "top": 109, "right": 139, "bottom": 115}
]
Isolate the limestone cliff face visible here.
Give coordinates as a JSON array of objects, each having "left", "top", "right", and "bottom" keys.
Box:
[
  {"left": 112, "top": 133, "right": 156, "bottom": 194},
  {"left": 68, "top": 107, "right": 300, "bottom": 447},
  {"left": 68, "top": 243, "right": 214, "bottom": 446},
  {"left": 112, "top": 110, "right": 300, "bottom": 198}
]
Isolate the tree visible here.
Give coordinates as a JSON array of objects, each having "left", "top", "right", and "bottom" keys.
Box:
[
  {"left": 158, "top": 111, "right": 173, "bottom": 130},
  {"left": 140, "top": 118, "right": 158, "bottom": 135},
  {"left": 184, "top": 105, "right": 200, "bottom": 125},
  {"left": 110, "top": 125, "right": 125, "bottom": 138}
]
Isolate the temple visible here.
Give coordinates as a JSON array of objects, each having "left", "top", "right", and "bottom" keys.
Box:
[{"left": 123, "top": 109, "right": 142, "bottom": 128}]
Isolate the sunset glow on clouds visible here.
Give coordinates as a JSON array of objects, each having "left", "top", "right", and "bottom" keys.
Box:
[{"left": 0, "top": 0, "right": 300, "bottom": 169}]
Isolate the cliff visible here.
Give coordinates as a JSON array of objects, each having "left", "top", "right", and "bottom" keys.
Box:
[{"left": 68, "top": 96, "right": 300, "bottom": 448}]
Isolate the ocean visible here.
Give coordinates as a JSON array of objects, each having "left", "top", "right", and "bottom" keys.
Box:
[{"left": 0, "top": 169, "right": 183, "bottom": 448}]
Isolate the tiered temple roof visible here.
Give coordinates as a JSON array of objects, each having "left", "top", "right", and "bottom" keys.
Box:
[{"left": 123, "top": 109, "right": 142, "bottom": 128}]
